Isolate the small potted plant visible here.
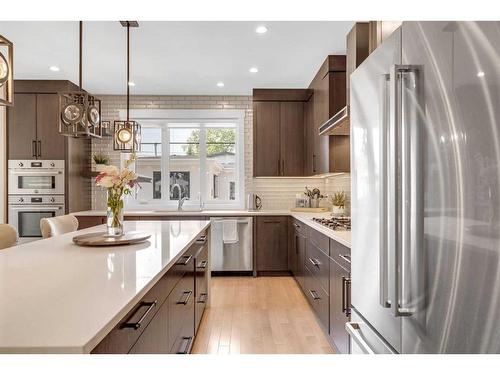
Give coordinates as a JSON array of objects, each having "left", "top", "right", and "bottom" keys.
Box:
[
  {"left": 330, "top": 191, "right": 347, "bottom": 217},
  {"left": 93, "top": 153, "right": 109, "bottom": 172}
]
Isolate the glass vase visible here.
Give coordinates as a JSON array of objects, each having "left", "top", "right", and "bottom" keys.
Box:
[{"left": 106, "top": 189, "right": 124, "bottom": 236}]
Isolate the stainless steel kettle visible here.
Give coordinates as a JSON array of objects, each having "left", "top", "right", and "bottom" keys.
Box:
[{"left": 247, "top": 193, "right": 262, "bottom": 211}]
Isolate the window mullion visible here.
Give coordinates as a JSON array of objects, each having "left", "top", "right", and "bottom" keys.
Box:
[
  {"left": 161, "top": 125, "right": 170, "bottom": 203},
  {"left": 199, "top": 124, "right": 207, "bottom": 206}
]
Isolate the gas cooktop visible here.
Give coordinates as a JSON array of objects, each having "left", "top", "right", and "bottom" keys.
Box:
[{"left": 312, "top": 216, "right": 351, "bottom": 231}]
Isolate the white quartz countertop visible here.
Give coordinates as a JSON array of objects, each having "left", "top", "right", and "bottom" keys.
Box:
[
  {"left": 72, "top": 209, "right": 351, "bottom": 248},
  {"left": 0, "top": 220, "right": 210, "bottom": 354},
  {"left": 72, "top": 209, "right": 292, "bottom": 217}
]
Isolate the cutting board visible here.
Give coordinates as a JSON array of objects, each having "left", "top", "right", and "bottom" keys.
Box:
[{"left": 290, "top": 207, "right": 329, "bottom": 213}]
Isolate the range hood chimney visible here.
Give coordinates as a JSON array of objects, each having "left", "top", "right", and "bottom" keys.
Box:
[{"left": 319, "top": 22, "right": 369, "bottom": 137}]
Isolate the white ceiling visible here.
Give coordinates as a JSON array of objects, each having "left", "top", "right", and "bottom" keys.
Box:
[{"left": 0, "top": 21, "right": 354, "bottom": 95}]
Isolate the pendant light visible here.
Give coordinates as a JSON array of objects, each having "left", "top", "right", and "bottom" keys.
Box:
[
  {"left": 58, "top": 21, "right": 102, "bottom": 138},
  {"left": 113, "top": 21, "right": 141, "bottom": 152},
  {"left": 0, "top": 34, "right": 14, "bottom": 106}
]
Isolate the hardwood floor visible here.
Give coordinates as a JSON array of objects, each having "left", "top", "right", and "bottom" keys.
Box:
[{"left": 191, "top": 276, "right": 335, "bottom": 354}]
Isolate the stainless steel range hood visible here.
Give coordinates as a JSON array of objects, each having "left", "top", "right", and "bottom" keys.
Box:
[{"left": 319, "top": 105, "right": 349, "bottom": 136}]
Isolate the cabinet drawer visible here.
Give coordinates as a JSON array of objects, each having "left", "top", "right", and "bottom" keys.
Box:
[
  {"left": 307, "top": 226, "right": 329, "bottom": 256},
  {"left": 305, "top": 268, "right": 329, "bottom": 333},
  {"left": 168, "top": 266, "right": 195, "bottom": 353},
  {"left": 91, "top": 272, "right": 173, "bottom": 354},
  {"left": 305, "top": 241, "right": 330, "bottom": 294},
  {"left": 291, "top": 219, "right": 306, "bottom": 236},
  {"left": 195, "top": 244, "right": 209, "bottom": 334},
  {"left": 330, "top": 239, "right": 351, "bottom": 270}
]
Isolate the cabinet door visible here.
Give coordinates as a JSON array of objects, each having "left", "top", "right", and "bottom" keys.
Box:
[
  {"left": 129, "top": 300, "right": 170, "bottom": 354},
  {"left": 7, "top": 93, "right": 37, "bottom": 159},
  {"left": 288, "top": 222, "right": 298, "bottom": 276},
  {"left": 253, "top": 101, "right": 280, "bottom": 176},
  {"left": 194, "top": 245, "right": 209, "bottom": 334},
  {"left": 280, "top": 101, "right": 304, "bottom": 176},
  {"left": 256, "top": 216, "right": 288, "bottom": 272},
  {"left": 296, "top": 229, "right": 307, "bottom": 291},
  {"left": 304, "top": 97, "right": 315, "bottom": 175},
  {"left": 329, "top": 259, "right": 350, "bottom": 354},
  {"left": 36, "top": 94, "right": 66, "bottom": 160}
]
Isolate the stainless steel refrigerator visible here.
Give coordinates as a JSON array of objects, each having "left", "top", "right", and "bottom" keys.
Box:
[{"left": 347, "top": 21, "right": 500, "bottom": 354}]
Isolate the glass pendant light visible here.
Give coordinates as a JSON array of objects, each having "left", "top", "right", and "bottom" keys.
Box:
[
  {"left": 58, "top": 21, "right": 102, "bottom": 138},
  {"left": 113, "top": 21, "right": 141, "bottom": 153},
  {"left": 0, "top": 34, "right": 14, "bottom": 106}
]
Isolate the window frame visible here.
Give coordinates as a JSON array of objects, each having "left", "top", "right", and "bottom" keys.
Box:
[{"left": 120, "top": 109, "right": 245, "bottom": 210}]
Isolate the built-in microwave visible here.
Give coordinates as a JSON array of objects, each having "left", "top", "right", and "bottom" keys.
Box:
[{"left": 8, "top": 160, "right": 65, "bottom": 195}]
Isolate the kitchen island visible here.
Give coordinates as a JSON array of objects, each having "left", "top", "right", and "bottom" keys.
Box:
[{"left": 0, "top": 220, "right": 210, "bottom": 354}]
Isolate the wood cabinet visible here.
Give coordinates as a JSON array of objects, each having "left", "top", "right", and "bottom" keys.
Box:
[
  {"left": 252, "top": 101, "right": 280, "bottom": 176},
  {"left": 92, "top": 232, "right": 207, "bottom": 354},
  {"left": 253, "top": 89, "right": 310, "bottom": 177},
  {"left": 7, "top": 93, "right": 37, "bottom": 160},
  {"left": 8, "top": 93, "right": 66, "bottom": 160},
  {"left": 329, "top": 258, "right": 350, "bottom": 354},
  {"left": 194, "top": 241, "right": 209, "bottom": 334},
  {"left": 255, "top": 216, "right": 289, "bottom": 273},
  {"left": 8, "top": 80, "right": 91, "bottom": 214},
  {"left": 305, "top": 56, "right": 347, "bottom": 175}
]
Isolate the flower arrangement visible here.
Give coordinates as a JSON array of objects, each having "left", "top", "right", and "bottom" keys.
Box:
[{"left": 95, "top": 154, "right": 138, "bottom": 235}]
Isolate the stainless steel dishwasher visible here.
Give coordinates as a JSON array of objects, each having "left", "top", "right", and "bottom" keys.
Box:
[{"left": 210, "top": 217, "right": 253, "bottom": 274}]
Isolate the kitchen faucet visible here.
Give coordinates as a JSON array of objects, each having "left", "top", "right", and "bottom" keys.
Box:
[{"left": 171, "top": 184, "right": 187, "bottom": 211}]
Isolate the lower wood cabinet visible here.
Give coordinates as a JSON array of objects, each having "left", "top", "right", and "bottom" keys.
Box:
[
  {"left": 194, "top": 242, "right": 209, "bottom": 334},
  {"left": 289, "top": 219, "right": 306, "bottom": 290},
  {"left": 329, "top": 258, "right": 350, "bottom": 354},
  {"left": 91, "top": 231, "right": 207, "bottom": 354},
  {"left": 255, "top": 216, "right": 289, "bottom": 273}
]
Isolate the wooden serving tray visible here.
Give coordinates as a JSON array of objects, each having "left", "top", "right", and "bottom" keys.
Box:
[
  {"left": 73, "top": 231, "right": 151, "bottom": 247},
  {"left": 290, "top": 207, "right": 329, "bottom": 213}
]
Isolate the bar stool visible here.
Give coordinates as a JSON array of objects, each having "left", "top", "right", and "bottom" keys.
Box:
[
  {"left": 0, "top": 224, "right": 19, "bottom": 250},
  {"left": 40, "top": 214, "right": 79, "bottom": 239}
]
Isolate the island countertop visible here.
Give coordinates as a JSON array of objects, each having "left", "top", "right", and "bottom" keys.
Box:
[{"left": 0, "top": 220, "right": 210, "bottom": 354}]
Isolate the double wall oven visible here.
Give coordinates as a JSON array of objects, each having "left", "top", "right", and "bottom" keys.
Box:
[{"left": 8, "top": 160, "right": 65, "bottom": 242}]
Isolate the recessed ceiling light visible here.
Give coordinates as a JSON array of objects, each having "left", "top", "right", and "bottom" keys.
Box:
[
  {"left": 49, "top": 66, "right": 60, "bottom": 72},
  {"left": 255, "top": 26, "right": 268, "bottom": 34},
  {"left": 217, "top": 82, "right": 225, "bottom": 87},
  {"left": 128, "top": 81, "right": 136, "bottom": 87},
  {"left": 477, "top": 71, "right": 485, "bottom": 77},
  {"left": 249, "top": 67, "right": 259, "bottom": 73}
]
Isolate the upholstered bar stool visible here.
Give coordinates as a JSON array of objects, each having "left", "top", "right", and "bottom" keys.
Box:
[
  {"left": 40, "top": 214, "right": 79, "bottom": 239},
  {"left": 0, "top": 224, "right": 19, "bottom": 250}
]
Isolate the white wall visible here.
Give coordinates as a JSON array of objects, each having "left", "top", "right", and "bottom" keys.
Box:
[{"left": 0, "top": 106, "right": 6, "bottom": 223}]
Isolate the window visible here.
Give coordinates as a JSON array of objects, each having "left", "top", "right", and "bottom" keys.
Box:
[{"left": 124, "top": 110, "right": 245, "bottom": 209}]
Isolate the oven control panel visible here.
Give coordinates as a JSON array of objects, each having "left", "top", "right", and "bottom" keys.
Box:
[{"left": 8, "top": 195, "right": 65, "bottom": 205}]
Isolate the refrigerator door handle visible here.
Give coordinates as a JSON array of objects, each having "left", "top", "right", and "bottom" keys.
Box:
[
  {"left": 391, "top": 64, "right": 422, "bottom": 317},
  {"left": 345, "top": 322, "right": 375, "bottom": 354},
  {"left": 379, "top": 73, "right": 391, "bottom": 309}
]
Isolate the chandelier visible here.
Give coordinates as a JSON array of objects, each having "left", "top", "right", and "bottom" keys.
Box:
[
  {"left": 113, "top": 21, "right": 141, "bottom": 152},
  {"left": 58, "top": 21, "right": 102, "bottom": 138},
  {"left": 0, "top": 34, "right": 13, "bottom": 106}
]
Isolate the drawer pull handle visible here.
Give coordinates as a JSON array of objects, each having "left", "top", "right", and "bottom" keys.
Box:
[
  {"left": 338, "top": 254, "right": 351, "bottom": 264},
  {"left": 175, "top": 255, "right": 193, "bottom": 266},
  {"left": 197, "top": 260, "right": 208, "bottom": 269},
  {"left": 308, "top": 257, "right": 320, "bottom": 268},
  {"left": 309, "top": 289, "right": 321, "bottom": 300},
  {"left": 121, "top": 300, "right": 157, "bottom": 330},
  {"left": 177, "top": 290, "right": 193, "bottom": 305},
  {"left": 177, "top": 336, "right": 193, "bottom": 354},
  {"left": 342, "top": 276, "right": 351, "bottom": 316},
  {"left": 198, "top": 292, "right": 207, "bottom": 304},
  {"left": 196, "top": 235, "right": 207, "bottom": 244}
]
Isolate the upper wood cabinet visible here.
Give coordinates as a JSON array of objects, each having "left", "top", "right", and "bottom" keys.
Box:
[
  {"left": 305, "top": 56, "right": 347, "bottom": 175},
  {"left": 253, "top": 89, "right": 310, "bottom": 177},
  {"left": 7, "top": 93, "right": 37, "bottom": 160},
  {"left": 36, "top": 93, "right": 66, "bottom": 160}
]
